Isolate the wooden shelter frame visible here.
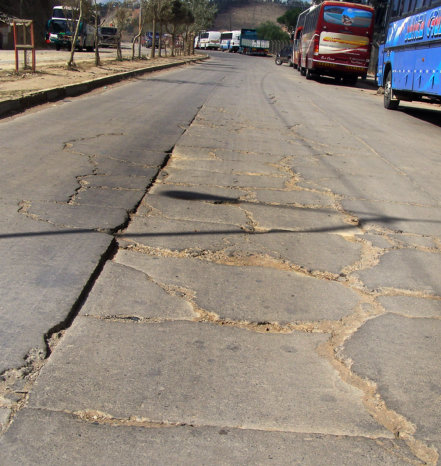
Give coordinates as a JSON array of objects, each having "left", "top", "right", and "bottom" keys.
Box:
[{"left": 13, "top": 19, "right": 36, "bottom": 72}]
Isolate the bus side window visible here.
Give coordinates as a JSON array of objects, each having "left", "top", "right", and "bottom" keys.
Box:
[
  {"left": 391, "top": 0, "right": 401, "bottom": 17},
  {"left": 415, "top": 0, "right": 423, "bottom": 10},
  {"left": 400, "top": 0, "right": 410, "bottom": 14}
]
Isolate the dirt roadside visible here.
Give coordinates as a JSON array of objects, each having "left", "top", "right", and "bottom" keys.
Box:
[{"left": 0, "top": 51, "right": 206, "bottom": 102}]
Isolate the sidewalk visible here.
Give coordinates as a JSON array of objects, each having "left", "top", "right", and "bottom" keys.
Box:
[{"left": 0, "top": 49, "right": 207, "bottom": 117}]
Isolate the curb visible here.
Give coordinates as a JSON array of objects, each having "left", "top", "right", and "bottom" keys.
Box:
[{"left": 0, "top": 56, "right": 208, "bottom": 118}]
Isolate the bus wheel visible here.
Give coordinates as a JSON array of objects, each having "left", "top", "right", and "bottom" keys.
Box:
[
  {"left": 306, "top": 68, "right": 314, "bottom": 80},
  {"left": 384, "top": 70, "right": 400, "bottom": 110},
  {"left": 300, "top": 67, "right": 306, "bottom": 76}
]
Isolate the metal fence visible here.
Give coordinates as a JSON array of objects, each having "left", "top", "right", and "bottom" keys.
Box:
[{"left": 269, "top": 40, "right": 291, "bottom": 55}]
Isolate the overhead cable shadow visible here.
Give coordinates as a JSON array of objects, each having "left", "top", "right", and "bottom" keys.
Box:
[{"left": 1, "top": 190, "right": 439, "bottom": 240}]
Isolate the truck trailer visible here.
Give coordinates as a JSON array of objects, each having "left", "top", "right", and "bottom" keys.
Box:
[{"left": 239, "top": 29, "right": 269, "bottom": 56}]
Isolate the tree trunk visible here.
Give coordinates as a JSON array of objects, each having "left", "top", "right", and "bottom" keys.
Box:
[
  {"left": 94, "top": 0, "right": 100, "bottom": 66},
  {"left": 117, "top": 36, "right": 123, "bottom": 60},
  {"left": 158, "top": 23, "right": 162, "bottom": 57},
  {"left": 150, "top": 16, "right": 156, "bottom": 59},
  {"left": 190, "top": 32, "right": 195, "bottom": 55},
  {"left": 171, "top": 32, "right": 175, "bottom": 57},
  {"left": 138, "top": 6, "right": 142, "bottom": 59},
  {"left": 67, "top": 0, "right": 83, "bottom": 69}
]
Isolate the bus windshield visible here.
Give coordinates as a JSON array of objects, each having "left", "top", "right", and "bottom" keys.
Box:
[
  {"left": 48, "top": 19, "right": 71, "bottom": 34},
  {"left": 52, "top": 7, "right": 74, "bottom": 20}
]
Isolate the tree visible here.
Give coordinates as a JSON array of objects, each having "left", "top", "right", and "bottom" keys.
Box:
[
  {"left": 257, "top": 21, "right": 290, "bottom": 41},
  {"left": 115, "top": 6, "right": 131, "bottom": 60},
  {"left": 277, "top": 6, "right": 306, "bottom": 33},
  {"left": 67, "top": 0, "right": 85, "bottom": 68},
  {"left": 93, "top": 0, "right": 100, "bottom": 66},
  {"left": 164, "top": 0, "right": 194, "bottom": 56},
  {"left": 1, "top": 0, "right": 54, "bottom": 46},
  {"left": 187, "top": 0, "right": 217, "bottom": 54},
  {"left": 145, "top": 0, "right": 162, "bottom": 58},
  {"left": 131, "top": 1, "right": 146, "bottom": 59}
]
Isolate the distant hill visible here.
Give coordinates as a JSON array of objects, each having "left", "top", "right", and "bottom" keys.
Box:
[{"left": 214, "top": 2, "right": 289, "bottom": 31}]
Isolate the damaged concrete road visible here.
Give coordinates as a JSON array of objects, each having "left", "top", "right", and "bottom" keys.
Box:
[
  {"left": 1, "top": 53, "right": 441, "bottom": 464},
  {"left": 0, "top": 64, "right": 221, "bottom": 376}
]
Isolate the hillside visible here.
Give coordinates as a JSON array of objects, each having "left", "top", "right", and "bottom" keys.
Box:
[{"left": 214, "top": 2, "right": 289, "bottom": 31}]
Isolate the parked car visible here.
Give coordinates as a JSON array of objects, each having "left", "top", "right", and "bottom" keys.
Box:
[{"left": 275, "top": 46, "right": 293, "bottom": 66}]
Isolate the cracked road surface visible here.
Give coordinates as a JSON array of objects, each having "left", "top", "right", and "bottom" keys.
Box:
[
  {"left": 1, "top": 53, "right": 441, "bottom": 464},
  {"left": 0, "top": 65, "right": 219, "bottom": 372}
]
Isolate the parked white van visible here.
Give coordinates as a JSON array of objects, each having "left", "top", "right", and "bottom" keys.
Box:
[
  {"left": 199, "top": 31, "right": 221, "bottom": 50},
  {"left": 220, "top": 30, "right": 241, "bottom": 52}
]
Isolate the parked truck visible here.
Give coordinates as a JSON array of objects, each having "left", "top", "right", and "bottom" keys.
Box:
[
  {"left": 99, "top": 26, "right": 118, "bottom": 48},
  {"left": 239, "top": 29, "right": 269, "bottom": 56}
]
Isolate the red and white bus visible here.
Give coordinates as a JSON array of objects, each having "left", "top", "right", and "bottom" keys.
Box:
[{"left": 296, "top": 1, "right": 374, "bottom": 85}]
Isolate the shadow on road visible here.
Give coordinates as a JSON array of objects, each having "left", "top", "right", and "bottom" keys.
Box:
[{"left": 2, "top": 189, "right": 440, "bottom": 239}]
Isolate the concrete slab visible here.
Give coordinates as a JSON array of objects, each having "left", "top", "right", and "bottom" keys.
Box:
[
  {"left": 378, "top": 295, "right": 441, "bottom": 319},
  {"left": 27, "top": 201, "right": 129, "bottom": 231},
  {"left": 82, "top": 174, "right": 155, "bottom": 190},
  {"left": 114, "top": 250, "right": 360, "bottom": 323},
  {"left": 74, "top": 187, "right": 144, "bottom": 208},
  {"left": 145, "top": 197, "right": 246, "bottom": 224},
  {"left": 164, "top": 168, "right": 288, "bottom": 189},
  {"left": 248, "top": 230, "right": 362, "bottom": 274},
  {"left": 389, "top": 233, "right": 438, "bottom": 249},
  {"left": 194, "top": 107, "right": 285, "bottom": 131},
  {"left": 70, "top": 136, "right": 172, "bottom": 163},
  {"left": 343, "top": 314, "right": 441, "bottom": 451},
  {"left": 93, "top": 155, "right": 162, "bottom": 177},
  {"left": 28, "top": 318, "right": 389, "bottom": 437},
  {"left": 341, "top": 199, "right": 441, "bottom": 236},
  {"left": 244, "top": 203, "right": 353, "bottom": 234},
  {"left": 291, "top": 152, "right": 402, "bottom": 177},
  {"left": 0, "top": 146, "right": 91, "bottom": 202},
  {"left": 304, "top": 174, "right": 433, "bottom": 205},
  {"left": 0, "top": 409, "right": 414, "bottom": 465},
  {"left": 177, "top": 126, "right": 297, "bottom": 155},
  {"left": 356, "top": 249, "right": 441, "bottom": 295},
  {"left": 120, "top": 216, "right": 245, "bottom": 251},
  {"left": 0, "top": 207, "right": 111, "bottom": 372},
  {"left": 120, "top": 213, "right": 361, "bottom": 275},
  {"left": 149, "top": 182, "right": 247, "bottom": 201},
  {"left": 254, "top": 188, "right": 335, "bottom": 208},
  {"left": 362, "top": 233, "right": 395, "bottom": 250},
  {"left": 173, "top": 145, "right": 286, "bottom": 163},
  {"left": 169, "top": 157, "right": 280, "bottom": 176},
  {"left": 80, "top": 261, "right": 196, "bottom": 319}
]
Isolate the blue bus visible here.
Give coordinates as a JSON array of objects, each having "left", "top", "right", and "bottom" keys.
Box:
[{"left": 377, "top": 0, "right": 441, "bottom": 109}]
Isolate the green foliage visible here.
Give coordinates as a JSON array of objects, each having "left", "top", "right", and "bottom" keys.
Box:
[
  {"left": 187, "top": 0, "right": 217, "bottom": 32},
  {"left": 165, "top": 0, "right": 194, "bottom": 29},
  {"left": 257, "top": 21, "right": 289, "bottom": 41},
  {"left": 277, "top": 6, "right": 305, "bottom": 32}
]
